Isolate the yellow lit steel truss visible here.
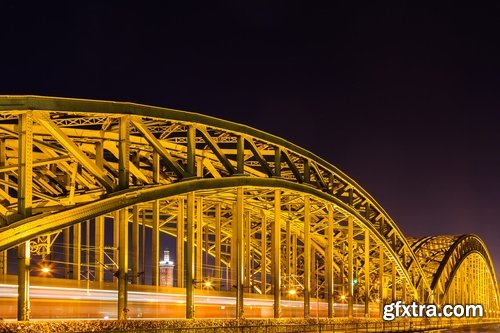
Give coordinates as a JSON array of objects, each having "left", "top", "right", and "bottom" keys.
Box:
[{"left": 0, "top": 96, "right": 498, "bottom": 320}]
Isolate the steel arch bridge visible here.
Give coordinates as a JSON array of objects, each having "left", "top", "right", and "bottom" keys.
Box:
[{"left": 0, "top": 96, "right": 498, "bottom": 321}]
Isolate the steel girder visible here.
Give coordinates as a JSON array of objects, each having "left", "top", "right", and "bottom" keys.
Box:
[{"left": 0, "top": 96, "right": 498, "bottom": 318}]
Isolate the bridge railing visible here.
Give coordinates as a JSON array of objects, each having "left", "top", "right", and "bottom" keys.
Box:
[{"left": 69, "top": 318, "right": 499, "bottom": 333}]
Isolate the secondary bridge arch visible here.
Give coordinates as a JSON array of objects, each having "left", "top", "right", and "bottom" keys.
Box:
[
  {"left": 0, "top": 96, "right": 497, "bottom": 320},
  {"left": 410, "top": 235, "right": 500, "bottom": 315}
]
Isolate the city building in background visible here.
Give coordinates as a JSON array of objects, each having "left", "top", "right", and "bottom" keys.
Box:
[{"left": 159, "top": 249, "right": 174, "bottom": 287}]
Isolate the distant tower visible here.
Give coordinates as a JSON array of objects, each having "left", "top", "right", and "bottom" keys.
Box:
[{"left": 159, "top": 249, "right": 174, "bottom": 287}]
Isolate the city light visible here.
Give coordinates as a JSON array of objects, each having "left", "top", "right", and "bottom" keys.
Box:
[
  {"left": 41, "top": 267, "right": 51, "bottom": 274},
  {"left": 204, "top": 281, "right": 212, "bottom": 288},
  {"left": 340, "top": 295, "right": 346, "bottom": 301},
  {"left": 288, "top": 289, "right": 297, "bottom": 295}
]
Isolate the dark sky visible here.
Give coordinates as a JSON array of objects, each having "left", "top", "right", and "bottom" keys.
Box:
[{"left": 1, "top": 3, "right": 500, "bottom": 278}]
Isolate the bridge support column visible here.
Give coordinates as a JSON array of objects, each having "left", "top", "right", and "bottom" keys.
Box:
[
  {"left": 0, "top": 141, "right": 6, "bottom": 274},
  {"left": 379, "top": 245, "right": 384, "bottom": 317},
  {"left": 17, "top": 241, "right": 30, "bottom": 321},
  {"left": 118, "top": 208, "right": 129, "bottom": 320},
  {"left": 304, "top": 195, "right": 311, "bottom": 318},
  {"left": 113, "top": 211, "right": 119, "bottom": 281},
  {"left": 63, "top": 227, "right": 70, "bottom": 278},
  {"left": 73, "top": 223, "right": 81, "bottom": 280},
  {"left": 94, "top": 141, "right": 105, "bottom": 283},
  {"left": 95, "top": 216, "right": 105, "bottom": 283},
  {"left": 214, "top": 203, "right": 221, "bottom": 289},
  {"left": 152, "top": 151, "right": 160, "bottom": 286},
  {"left": 235, "top": 187, "right": 244, "bottom": 319},
  {"left": 196, "top": 198, "right": 203, "bottom": 284},
  {"left": 327, "top": 205, "right": 334, "bottom": 318},
  {"left": 260, "top": 211, "right": 267, "bottom": 294},
  {"left": 391, "top": 234, "right": 397, "bottom": 302},
  {"left": 292, "top": 234, "right": 297, "bottom": 287},
  {"left": 186, "top": 192, "right": 195, "bottom": 318},
  {"left": 152, "top": 200, "right": 160, "bottom": 286},
  {"left": 347, "top": 216, "right": 354, "bottom": 318},
  {"left": 17, "top": 111, "right": 32, "bottom": 321},
  {"left": 364, "top": 230, "right": 370, "bottom": 317},
  {"left": 272, "top": 189, "right": 281, "bottom": 318},
  {"left": 0, "top": 250, "right": 6, "bottom": 275},
  {"left": 245, "top": 210, "right": 251, "bottom": 293},
  {"left": 132, "top": 206, "right": 139, "bottom": 284},
  {"left": 177, "top": 198, "right": 185, "bottom": 288},
  {"left": 286, "top": 217, "right": 291, "bottom": 292}
]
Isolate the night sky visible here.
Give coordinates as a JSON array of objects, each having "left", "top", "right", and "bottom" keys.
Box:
[{"left": 1, "top": 3, "right": 500, "bottom": 278}]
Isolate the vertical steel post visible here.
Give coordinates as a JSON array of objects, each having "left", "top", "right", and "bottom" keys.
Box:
[
  {"left": 286, "top": 217, "right": 291, "bottom": 289},
  {"left": 187, "top": 125, "right": 196, "bottom": 177},
  {"left": 379, "top": 245, "right": 384, "bottom": 316},
  {"left": 113, "top": 211, "right": 119, "bottom": 280},
  {"left": 0, "top": 249, "right": 7, "bottom": 275},
  {"left": 236, "top": 136, "right": 244, "bottom": 174},
  {"left": 327, "top": 205, "right": 334, "bottom": 318},
  {"left": 18, "top": 112, "right": 32, "bottom": 215},
  {"left": 196, "top": 198, "right": 203, "bottom": 283},
  {"left": 73, "top": 223, "right": 81, "bottom": 280},
  {"left": 261, "top": 211, "right": 267, "bottom": 294},
  {"left": 364, "top": 230, "right": 370, "bottom": 317},
  {"left": 118, "top": 208, "right": 129, "bottom": 320},
  {"left": 391, "top": 234, "right": 397, "bottom": 302},
  {"left": 186, "top": 192, "right": 195, "bottom": 318},
  {"left": 95, "top": 141, "right": 105, "bottom": 283},
  {"left": 304, "top": 195, "right": 311, "bottom": 318},
  {"left": 17, "top": 242, "right": 30, "bottom": 321},
  {"left": 177, "top": 198, "right": 185, "bottom": 288},
  {"left": 245, "top": 210, "right": 251, "bottom": 292},
  {"left": 272, "top": 189, "right": 281, "bottom": 318},
  {"left": 86, "top": 220, "right": 90, "bottom": 285},
  {"left": 141, "top": 210, "right": 146, "bottom": 284},
  {"left": 152, "top": 200, "right": 160, "bottom": 286},
  {"left": 401, "top": 250, "right": 406, "bottom": 303},
  {"left": 274, "top": 147, "right": 281, "bottom": 177},
  {"left": 17, "top": 111, "right": 32, "bottom": 321},
  {"left": 132, "top": 206, "right": 139, "bottom": 284},
  {"left": 215, "top": 203, "right": 221, "bottom": 288},
  {"left": 231, "top": 203, "right": 237, "bottom": 287},
  {"left": 118, "top": 116, "right": 130, "bottom": 189},
  {"left": 0, "top": 140, "right": 6, "bottom": 274},
  {"left": 152, "top": 151, "right": 160, "bottom": 286},
  {"left": 347, "top": 216, "right": 354, "bottom": 318},
  {"left": 291, "top": 234, "right": 297, "bottom": 280},
  {"left": 63, "top": 227, "right": 70, "bottom": 278},
  {"left": 95, "top": 216, "right": 105, "bottom": 283},
  {"left": 236, "top": 187, "right": 245, "bottom": 319},
  {"left": 303, "top": 159, "right": 310, "bottom": 183}
]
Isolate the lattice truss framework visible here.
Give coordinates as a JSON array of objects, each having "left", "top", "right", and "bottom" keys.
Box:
[{"left": 0, "top": 96, "right": 498, "bottom": 319}]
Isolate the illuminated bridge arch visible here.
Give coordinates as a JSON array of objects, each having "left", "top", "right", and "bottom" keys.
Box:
[
  {"left": 410, "top": 235, "right": 500, "bottom": 316},
  {"left": 0, "top": 96, "right": 497, "bottom": 320}
]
